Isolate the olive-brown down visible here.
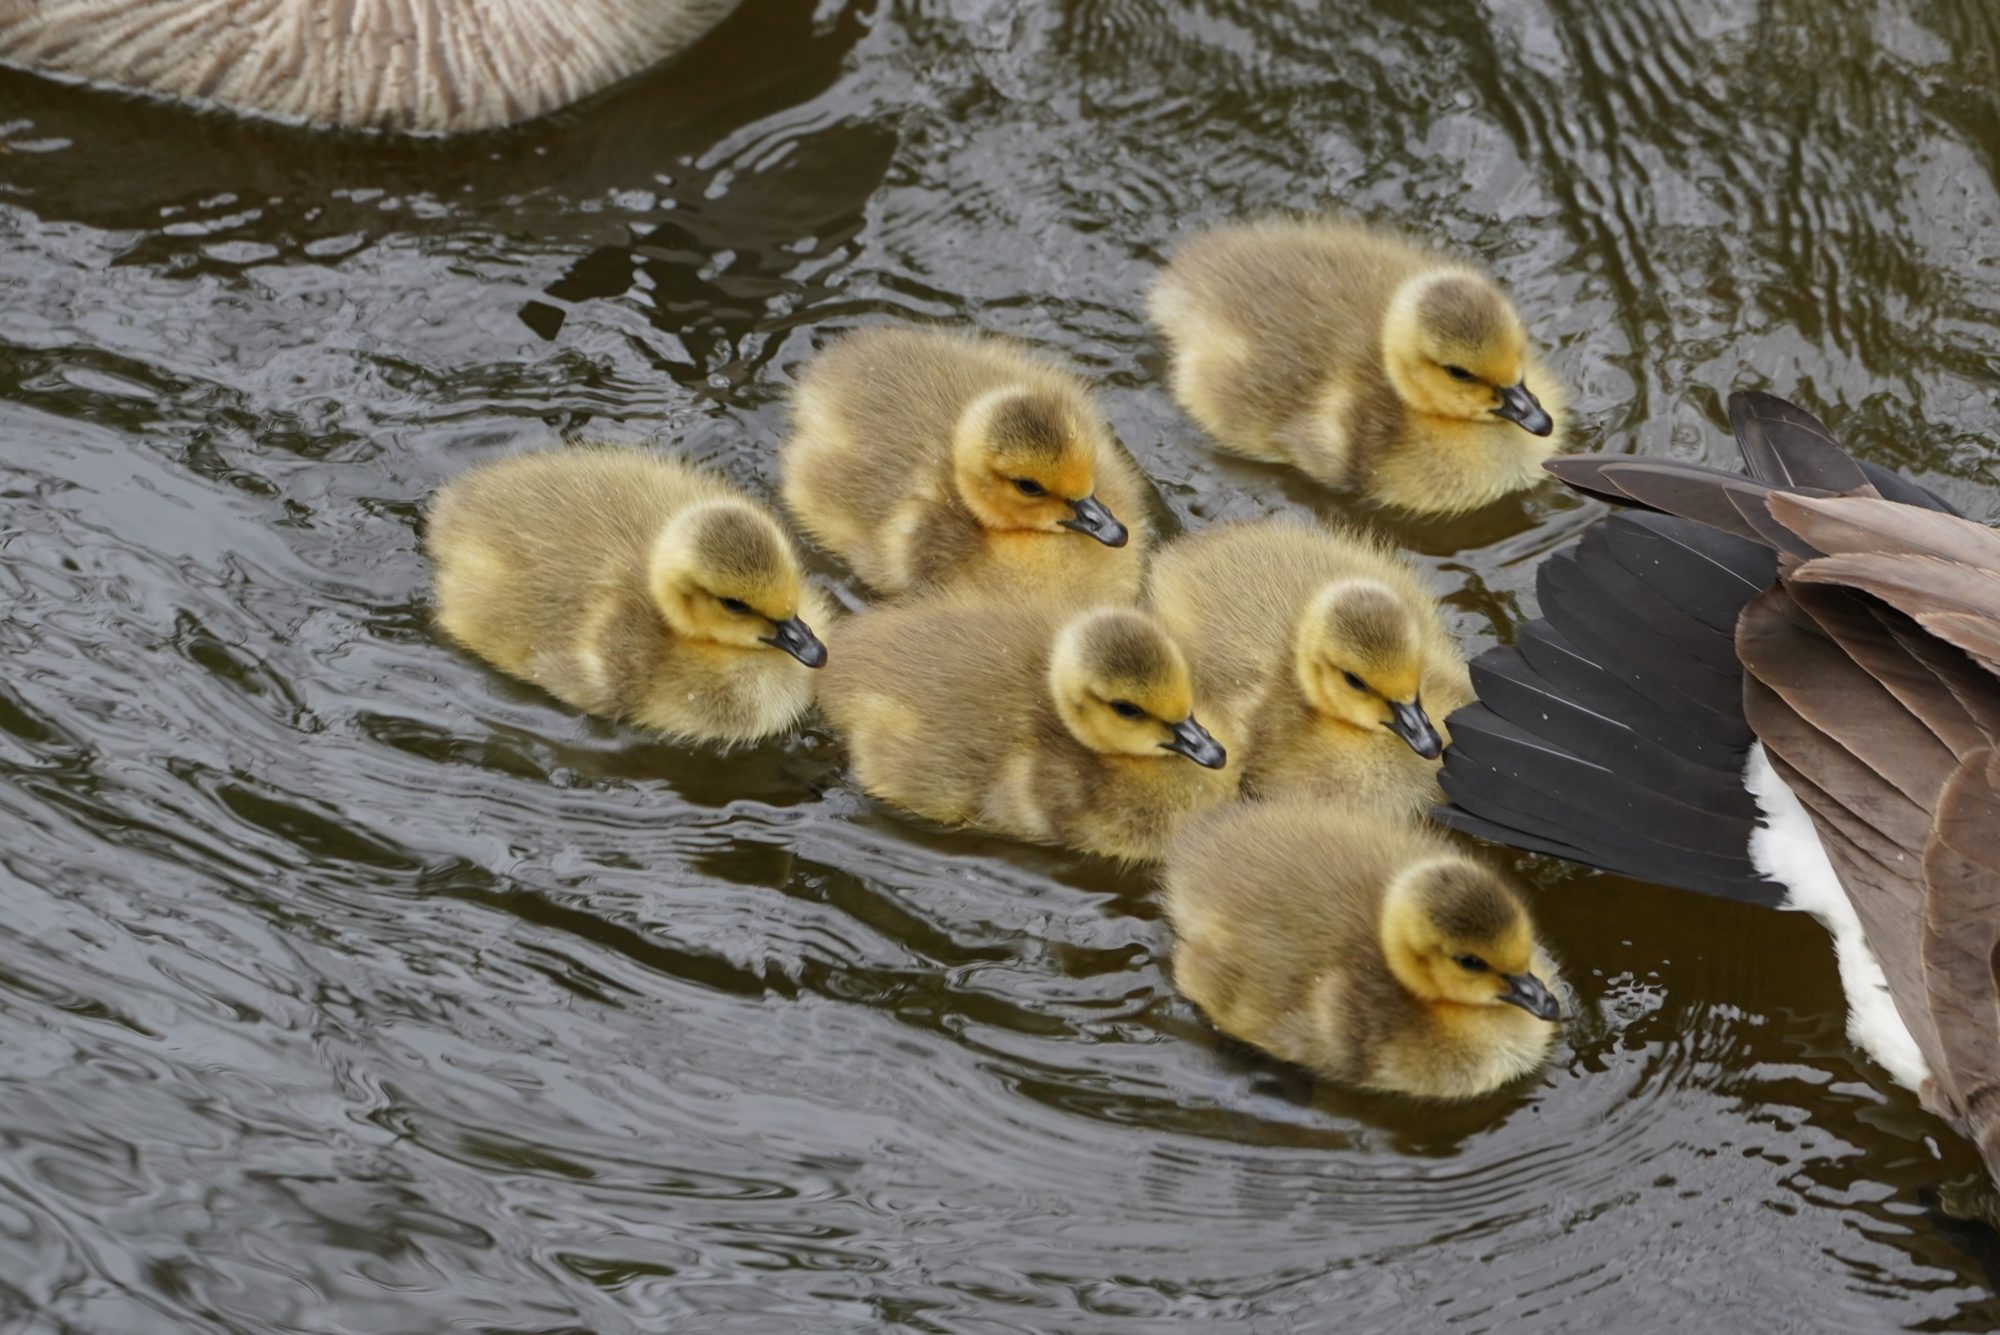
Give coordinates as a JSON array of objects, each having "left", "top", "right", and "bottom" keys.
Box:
[
  {"left": 1148, "top": 518, "right": 1472, "bottom": 813},
  {"left": 1163, "top": 800, "right": 1562, "bottom": 1100},
  {"left": 1149, "top": 217, "right": 1566, "bottom": 514},
  {"left": 425, "top": 446, "right": 830, "bottom": 744},
  {"left": 782, "top": 326, "right": 1150, "bottom": 603},
  {"left": 817, "top": 601, "right": 1235, "bottom": 862}
]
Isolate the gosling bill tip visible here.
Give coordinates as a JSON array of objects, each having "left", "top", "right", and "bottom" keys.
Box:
[
  {"left": 763, "top": 615, "right": 828, "bottom": 669},
  {"left": 1495, "top": 381, "right": 1554, "bottom": 437},
  {"left": 1499, "top": 971, "right": 1562, "bottom": 1022},
  {"left": 1161, "top": 715, "right": 1227, "bottom": 769},
  {"left": 1386, "top": 699, "right": 1443, "bottom": 760},
  {"left": 1059, "top": 493, "right": 1130, "bottom": 548}
]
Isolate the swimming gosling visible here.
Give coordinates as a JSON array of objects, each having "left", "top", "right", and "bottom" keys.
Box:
[
  {"left": 426, "top": 446, "right": 829, "bottom": 744},
  {"left": 1149, "top": 218, "right": 1566, "bottom": 514},
  {"left": 782, "top": 326, "right": 1150, "bottom": 602},
  {"left": 1148, "top": 519, "right": 1472, "bottom": 815},
  {"left": 1164, "top": 800, "right": 1563, "bottom": 1100},
  {"left": 818, "top": 602, "right": 1231, "bottom": 861}
]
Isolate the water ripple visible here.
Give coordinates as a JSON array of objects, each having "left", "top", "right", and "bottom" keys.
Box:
[{"left": 0, "top": 0, "right": 1997, "bottom": 1329}]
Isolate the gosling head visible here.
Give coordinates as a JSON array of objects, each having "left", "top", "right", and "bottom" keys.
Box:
[
  {"left": 950, "top": 387, "right": 1129, "bottom": 548},
  {"left": 1380, "top": 856, "right": 1561, "bottom": 1021},
  {"left": 1294, "top": 579, "right": 1441, "bottom": 759},
  {"left": 1381, "top": 270, "right": 1554, "bottom": 437},
  {"left": 1047, "top": 608, "right": 1225, "bottom": 768},
  {"left": 648, "top": 500, "right": 827, "bottom": 667}
]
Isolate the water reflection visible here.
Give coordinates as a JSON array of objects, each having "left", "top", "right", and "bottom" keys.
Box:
[{"left": 1, "top": 0, "right": 1998, "bottom": 1328}]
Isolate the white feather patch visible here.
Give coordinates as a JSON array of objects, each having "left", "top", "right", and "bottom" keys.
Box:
[{"left": 1744, "top": 743, "right": 1931, "bottom": 1091}]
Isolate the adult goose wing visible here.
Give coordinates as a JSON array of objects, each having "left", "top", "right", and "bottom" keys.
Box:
[
  {"left": 1436, "top": 393, "right": 2000, "bottom": 1171},
  {"left": 1437, "top": 510, "right": 1780, "bottom": 902}
]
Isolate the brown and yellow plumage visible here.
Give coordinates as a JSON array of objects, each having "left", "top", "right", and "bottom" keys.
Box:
[
  {"left": 1149, "top": 218, "right": 1566, "bottom": 514},
  {"left": 817, "top": 600, "right": 1233, "bottom": 862},
  {"left": 1164, "top": 799, "right": 1563, "bottom": 1100},
  {"left": 426, "top": 446, "right": 830, "bottom": 745},
  {"left": 782, "top": 326, "right": 1151, "bottom": 603},
  {"left": 1149, "top": 518, "right": 1472, "bottom": 815}
]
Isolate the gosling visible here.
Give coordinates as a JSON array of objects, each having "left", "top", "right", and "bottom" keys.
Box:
[
  {"left": 1164, "top": 799, "right": 1563, "bottom": 1100},
  {"left": 782, "top": 326, "right": 1150, "bottom": 602},
  {"left": 426, "top": 446, "right": 829, "bottom": 744},
  {"left": 1148, "top": 519, "right": 1472, "bottom": 816},
  {"left": 1148, "top": 218, "right": 1566, "bottom": 514},
  {"left": 818, "top": 602, "right": 1232, "bottom": 861}
]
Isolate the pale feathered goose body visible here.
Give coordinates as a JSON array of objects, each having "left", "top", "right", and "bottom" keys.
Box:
[
  {"left": 0, "top": 0, "right": 741, "bottom": 133},
  {"left": 1436, "top": 391, "right": 2000, "bottom": 1187}
]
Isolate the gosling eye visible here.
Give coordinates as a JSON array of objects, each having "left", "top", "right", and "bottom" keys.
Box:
[
  {"left": 1013, "top": 478, "right": 1047, "bottom": 497},
  {"left": 1454, "top": 953, "right": 1490, "bottom": 973},
  {"left": 1443, "top": 364, "right": 1476, "bottom": 382},
  {"left": 1342, "top": 670, "right": 1369, "bottom": 692},
  {"left": 720, "top": 597, "right": 754, "bottom": 616},
  {"left": 1109, "top": 699, "right": 1145, "bottom": 720}
]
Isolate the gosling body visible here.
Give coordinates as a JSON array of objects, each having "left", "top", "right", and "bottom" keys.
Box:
[
  {"left": 818, "top": 602, "right": 1231, "bottom": 861},
  {"left": 426, "top": 447, "right": 829, "bottom": 744},
  {"left": 1164, "top": 800, "right": 1563, "bottom": 1099},
  {"left": 782, "top": 326, "right": 1150, "bottom": 602},
  {"left": 1149, "top": 218, "right": 1565, "bottom": 514},
  {"left": 1148, "top": 519, "right": 1472, "bottom": 815}
]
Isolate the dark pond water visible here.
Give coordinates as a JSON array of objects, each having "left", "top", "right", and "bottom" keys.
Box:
[{"left": 4, "top": 0, "right": 2000, "bottom": 1330}]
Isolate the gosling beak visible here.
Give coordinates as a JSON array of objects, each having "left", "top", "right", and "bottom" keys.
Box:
[
  {"left": 1384, "top": 699, "right": 1442, "bottom": 760},
  {"left": 1499, "top": 971, "right": 1562, "bottom": 1022},
  {"left": 1058, "top": 493, "right": 1129, "bottom": 548},
  {"left": 1160, "top": 715, "right": 1227, "bottom": 769},
  {"left": 1493, "top": 381, "right": 1554, "bottom": 437},
  {"left": 762, "top": 615, "right": 827, "bottom": 669}
]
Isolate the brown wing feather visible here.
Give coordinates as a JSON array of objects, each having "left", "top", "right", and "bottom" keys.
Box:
[
  {"left": 1789, "top": 553, "right": 2000, "bottom": 662},
  {"left": 1873, "top": 609, "right": 2000, "bottom": 758},
  {"left": 1746, "top": 679, "right": 1950, "bottom": 1088},
  {"left": 1543, "top": 458, "right": 1797, "bottom": 545},
  {"left": 1738, "top": 579, "right": 1961, "bottom": 1102},
  {"left": 1921, "top": 749, "right": 2000, "bottom": 1179},
  {"left": 1736, "top": 587, "right": 1960, "bottom": 810},
  {"left": 1743, "top": 675, "right": 1936, "bottom": 879},
  {"left": 1923, "top": 617, "right": 2000, "bottom": 676},
  {"left": 1768, "top": 493, "right": 2000, "bottom": 568},
  {"left": 1783, "top": 586, "right": 1990, "bottom": 762}
]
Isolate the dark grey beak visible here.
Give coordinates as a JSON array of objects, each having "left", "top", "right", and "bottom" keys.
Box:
[
  {"left": 1499, "top": 971, "right": 1562, "bottom": 1022},
  {"left": 1160, "top": 715, "right": 1226, "bottom": 769},
  {"left": 1494, "top": 381, "right": 1554, "bottom": 437},
  {"left": 1384, "top": 699, "right": 1442, "bottom": 760},
  {"left": 1058, "top": 493, "right": 1129, "bottom": 548},
  {"left": 762, "top": 616, "right": 827, "bottom": 669}
]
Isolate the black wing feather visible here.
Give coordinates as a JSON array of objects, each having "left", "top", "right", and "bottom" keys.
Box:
[
  {"left": 1599, "top": 512, "right": 1775, "bottom": 632},
  {"left": 1729, "top": 390, "right": 1874, "bottom": 494},
  {"left": 1441, "top": 511, "right": 1786, "bottom": 900},
  {"left": 1537, "top": 555, "right": 1747, "bottom": 734},
  {"left": 1512, "top": 620, "right": 1749, "bottom": 767}
]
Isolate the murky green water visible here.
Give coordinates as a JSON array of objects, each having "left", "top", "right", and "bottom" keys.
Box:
[{"left": 3, "top": 0, "right": 1999, "bottom": 1330}]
